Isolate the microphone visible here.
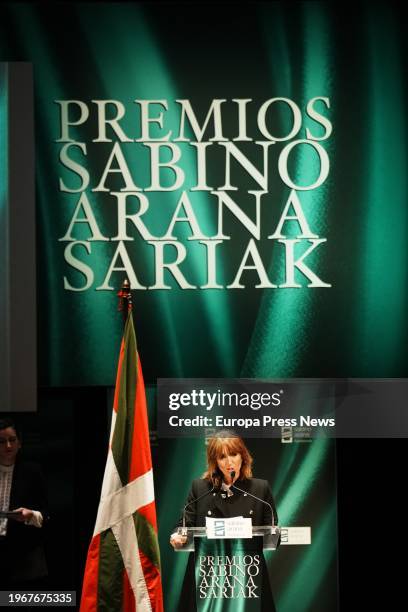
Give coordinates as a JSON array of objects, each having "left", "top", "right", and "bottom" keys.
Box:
[
  {"left": 229, "top": 471, "right": 275, "bottom": 527},
  {"left": 181, "top": 472, "right": 219, "bottom": 534}
]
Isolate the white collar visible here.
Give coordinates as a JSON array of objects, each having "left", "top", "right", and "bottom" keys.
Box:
[
  {"left": 221, "top": 481, "right": 234, "bottom": 496},
  {"left": 0, "top": 463, "right": 15, "bottom": 473}
]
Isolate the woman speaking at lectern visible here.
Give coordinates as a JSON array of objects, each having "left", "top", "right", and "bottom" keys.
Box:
[
  {"left": 170, "top": 432, "right": 278, "bottom": 547},
  {"left": 170, "top": 432, "right": 278, "bottom": 612}
]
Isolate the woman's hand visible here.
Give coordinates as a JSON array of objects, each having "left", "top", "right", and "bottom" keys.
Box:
[
  {"left": 170, "top": 533, "right": 187, "bottom": 549},
  {"left": 10, "top": 507, "right": 34, "bottom": 522}
]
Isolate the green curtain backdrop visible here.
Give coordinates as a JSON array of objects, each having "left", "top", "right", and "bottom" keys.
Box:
[{"left": 0, "top": 3, "right": 406, "bottom": 387}]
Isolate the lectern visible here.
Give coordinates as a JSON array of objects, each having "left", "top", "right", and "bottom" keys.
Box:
[{"left": 175, "top": 524, "right": 280, "bottom": 611}]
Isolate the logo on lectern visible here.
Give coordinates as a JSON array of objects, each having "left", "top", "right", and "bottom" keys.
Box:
[{"left": 214, "top": 520, "right": 226, "bottom": 537}]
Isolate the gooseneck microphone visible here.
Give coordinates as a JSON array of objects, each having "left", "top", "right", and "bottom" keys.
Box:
[
  {"left": 229, "top": 471, "right": 275, "bottom": 527},
  {"left": 181, "top": 472, "right": 219, "bottom": 533}
]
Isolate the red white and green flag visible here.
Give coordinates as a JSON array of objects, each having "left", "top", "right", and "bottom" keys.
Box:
[{"left": 80, "top": 309, "right": 163, "bottom": 612}]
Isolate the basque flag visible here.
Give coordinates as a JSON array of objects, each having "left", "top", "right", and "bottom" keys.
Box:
[{"left": 80, "top": 309, "right": 163, "bottom": 611}]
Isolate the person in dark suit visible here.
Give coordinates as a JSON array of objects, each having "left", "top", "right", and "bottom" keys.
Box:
[
  {"left": 170, "top": 432, "right": 278, "bottom": 611},
  {"left": 0, "top": 418, "right": 49, "bottom": 589}
]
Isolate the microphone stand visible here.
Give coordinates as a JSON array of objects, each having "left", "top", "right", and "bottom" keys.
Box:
[
  {"left": 229, "top": 471, "right": 275, "bottom": 528},
  {"left": 181, "top": 473, "right": 220, "bottom": 535}
]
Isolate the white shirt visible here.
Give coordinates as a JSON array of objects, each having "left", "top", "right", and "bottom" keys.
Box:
[{"left": 0, "top": 464, "right": 14, "bottom": 535}]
